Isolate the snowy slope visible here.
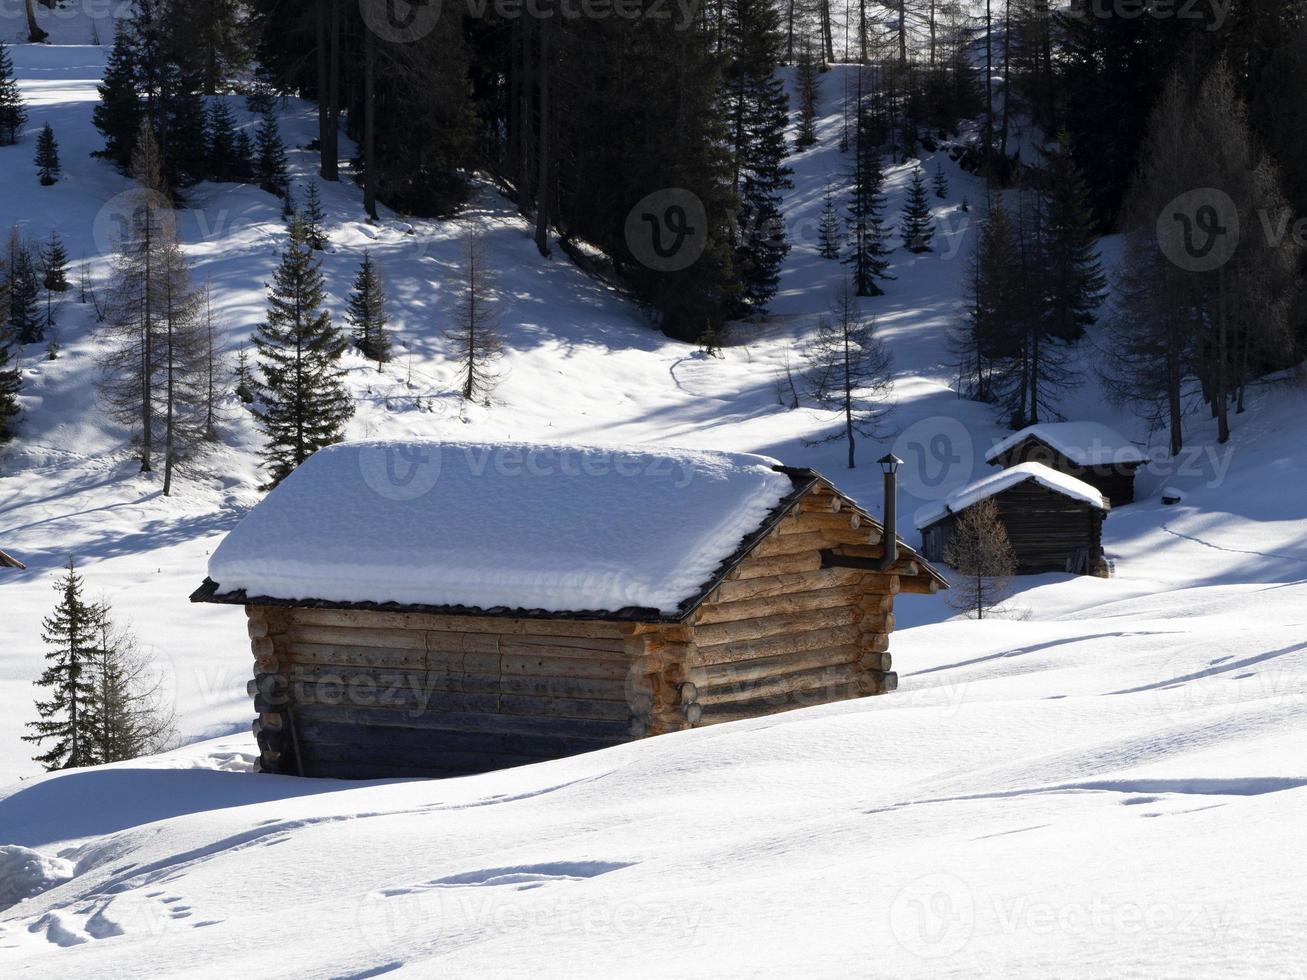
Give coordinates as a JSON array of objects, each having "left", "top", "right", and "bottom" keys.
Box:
[{"left": 0, "top": 33, "right": 1305, "bottom": 979}]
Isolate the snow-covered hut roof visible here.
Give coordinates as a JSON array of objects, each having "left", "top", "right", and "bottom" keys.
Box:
[
  {"left": 194, "top": 440, "right": 831, "bottom": 618},
  {"left": 914, "top": 462, "right": 1109, "bottom": 530},
  {"left": 985, "top": 422, "right": 1151, "bottom": 468}
]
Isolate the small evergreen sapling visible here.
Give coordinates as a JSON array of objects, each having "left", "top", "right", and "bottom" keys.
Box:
[
  {"left": 794, "top": 41, "right": 820, "bottom": 149},
  {"left": 255, "top": 111, "right": 289, "bottom": 197},
  {"left": 23, "top": 558, "right": 102, "bottom": 771},
  {"left": 346, "top": 250, "right": 391, "bottom": 366},
  {"left": 448, "top": 229, "right": 505, "bottom": 402},
  {"left": 0, "top": 41, "right": 26, "bottom": 146},
  {"left": 933, "top": 160, "right": 948, "bottom": 199},
  {"left": 6, "top": 230, "right": 42, "bottom": 344},
  {"left": 35, "top": 123, "right": 60, "bottom": 185},
  {"left": 41, "top": 229, "right": 69, "bottom": 292},
  {"left": 900, "top": 163, "right": 935, "bottom": 253},
  {"left": 301, "top": 182, "right": 329, "bottom": 250},
  {"left": 817, "top": 185, "right": 842, "bottom": 259}
]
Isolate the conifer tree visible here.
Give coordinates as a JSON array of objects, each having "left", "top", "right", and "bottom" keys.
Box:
[
  {"left": 726, "top": 0, "right": 793, "bottom": 313},
  {"left": 817, "top": 185, "right": 842, "bottom": 260},
  {"left": 86, "top": 611, "right": 174, "bottom": 764},
  {"left": 1036, "top": 136, "right": 1105, "bottom": 343},
  {"left": 953, "top": 203, "right": 1021, "bottom": 403},
  {"left": 255, "top": 111, "right": 288, "bottom": 197},
  {"left": 0, "top": 272, "right": 20, "bottom": 441},
  {"left": 40, "top": 229, "right": 69, "bottom": 292},
  {"left": 900, "top": 163, "right": 935, "bottom": 253},
  {"left": 251, "top": 219, "right": 353, "bottom": 487},
  {"left": 801, "top": 280, "right": 895, "bottom": 469},
  {"left": 6, "top": 230, "right": 41, "bottom": 345},
  {"left": 932, "top": 160, "right": 949, "bottom": 199},
  {"left": 346, "top": 251, "right": 391, "bottom": 366},
  {"left": 92, "top": 22, "right": 140, "bottom": 170},
  {"left": 23, "top": 558, "right": 102, "bottom": 771},
  {"left": 301, "top": 181, "right": 328, "bottom": 250},
  {"left": 234, "top": 344, "right": 254, "bottom": 404},
  {"left": 35, "top": 123, "right": 60, "bottom": 185},
  {"left": 844, "top": 108, "right": 893, "bottom": 296},
  {"left": 206, "top": 99, "right": 241, "bottom": 183},
  {"left": 448, "top": 229, "right": 504, "bottom": 402},
  {"left": 0, "top": 41, "right": 26, "bottom": 147},
  {"left": 794, "top": 40, "right": 820, "bottom": 149},
  {"left": 233, "top": 129, "right": 255, "bottom": 183}
]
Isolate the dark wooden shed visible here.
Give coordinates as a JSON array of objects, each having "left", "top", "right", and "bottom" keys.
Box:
[
  {"left": 916, "top": 462, "right": 1110, "bottom": 576},
  {"left": 986, "top": 422, "right": 1150, "bottom": 505},
  {"left": 192, "top": 441, "right": 947, "bottom": 779}
]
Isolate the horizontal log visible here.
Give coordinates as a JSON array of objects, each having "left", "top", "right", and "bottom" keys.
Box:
[
  {"left": 711, "top": 567, "right": 865, "bottom": 604},
  {"left": 699, "top": 643, "right": 862, "bottom": 689},
  {"left": 751, "top": 530, "right": 829, "bottom": 558},
  {"left": 692, "top": 585, "right": 861, "bottom": 626},
  {"left": 287, "top": 661, "right": 631, "bottom": 701},
  {"left": 693, "top": 604, "right": 862, "bottom": 649},
  {"left": 695, "top": 625, "right": 863, "bottom": 666},
  {"left": 731, "top": 552, "right": 823, "bottom": 581},
  {"left": 287, "top": 624, "right": 428, "bottom": 651},
  {"left": 781, "top": 511, "right": 860, "bottom": 531},
  {"left": 898, "top": 575, "right": 941, "bottom": 595},
  {"left": 250, "top": 636, "right": 274, "bottom": 657},
  {"left": 863, "top": 633, "right": 890, "bottom": 653},
  {"left": 684, "top": 702, "right": 703, "bottom": 725},
  {"left": 697, "top": 662, "right": 865, "bottom": 707},
  {"left": 860, "top": 651, "right": 893, "bottom": 672},
  {"left": 798, "top": 493, "right": 841, "bottom": 513},
  {"left": 293, "top": 702, "right": 632, "bottom": 740},
  {"left": 254, "top": 654, "right": 281, "bottom": 674},
  {"left": 247, "top": 619, "right": 270, "bottom": 640},
  {"left": 663, "top": 663, "right": 708, "bottom": 687},
  {"left": 288, "top": 607, "right": 633, "bottom": 639},
  {"left": 290, "top": 681, "right": 632, "bottom": 722},
  {"left": 288, "top": 642, "right": 430, "bottom": 670}
]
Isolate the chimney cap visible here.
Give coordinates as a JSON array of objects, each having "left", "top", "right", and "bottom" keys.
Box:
[{"left": 878, "top": 453, "right": 903, "bottom": 475}]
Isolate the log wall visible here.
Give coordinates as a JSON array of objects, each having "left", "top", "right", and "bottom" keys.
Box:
[{"left": 244, "top": 484, "right": 940, "bottom": 777}]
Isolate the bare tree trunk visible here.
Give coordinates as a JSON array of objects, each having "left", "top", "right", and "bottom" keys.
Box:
[
  {"left": 24, "top": 0, "right": 49, "bottom": 42},
  {"left": 315, "top": 0, "right": 329, "bottom": 177},
  {"left": 534, "top": 10, "right": 552, "bottom": 257},
  {"left": 786, "top": 0, "right": 795, "bottom": 63},
  {"left": 1215, "top": 267, "right": 1230, "bottom": 443},
  {"left": 984, "top": 0, "right": 993, "bottom": 177},
  {"left": 324, "top": 0, "right": 341, "bottom": 181},
  {"left": 363, "top": 29, "right": 378, "bottom": 220},
  {"left": 141, "top": 202, "right": 153, "bottom": 474},
  {"left": 820, "top": 0, "right": 835, "bottom": 63},
  {"left": 999, "top": 0, "right": 1012, "bottom": 161}
]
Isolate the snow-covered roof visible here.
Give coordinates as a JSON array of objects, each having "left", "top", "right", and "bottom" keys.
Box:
[
  {"left": 985, "top": 422, "right": 1151, "bottom": 467},
  {"left": 203, "top": 440, "right": 798, "bottom": 616},
  {"left": 914, "top": 462, "right": 1109, "bottom": 530}
]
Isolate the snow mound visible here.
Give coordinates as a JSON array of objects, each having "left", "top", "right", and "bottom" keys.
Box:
[
  {"left": 914, "top": 461, "right": 1108, "bottom": 529},
  {"left": 985, "top": 422, "right": 1151, "bottom": 467},
  {"left": 0, "top": 845, "right": 74, "bottom": 911},
  {"left": 206, "top": 440, "right": 794, "bottom": 614}
]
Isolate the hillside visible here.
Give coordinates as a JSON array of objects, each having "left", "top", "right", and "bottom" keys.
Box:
[{"left": 2, "top": 17, "right": 1306, "bottom": 980}]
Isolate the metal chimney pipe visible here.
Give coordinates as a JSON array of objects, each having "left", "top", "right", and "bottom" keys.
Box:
[{"left": 876, "top": 454, "right": 902, "bottom": 572}]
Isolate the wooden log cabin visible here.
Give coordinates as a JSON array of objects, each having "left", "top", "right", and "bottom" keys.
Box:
[
  {"left": 915, "top": 462, "right": 1110, "bottom": 576},
  {"left": 191, "top": 440, "right": 947, "bottom": 779},
  {"left": 985, "top": 421, "right": 1150, "bottom": 505}
]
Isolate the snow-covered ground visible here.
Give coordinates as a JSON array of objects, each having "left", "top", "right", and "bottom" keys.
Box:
[{"left": 1, "top": 27, "right": 1305, "bottom": 978}]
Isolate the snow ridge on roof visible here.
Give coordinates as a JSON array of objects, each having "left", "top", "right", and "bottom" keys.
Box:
[
  {"left": 207, "top": 439, "right": 794, "bottom": 615},
  {"left": 914, "top": 462, "right": 1109, "bottom": 530},
  {"left": 985, "top": 422, "right": 1151, "bottom": 467}
]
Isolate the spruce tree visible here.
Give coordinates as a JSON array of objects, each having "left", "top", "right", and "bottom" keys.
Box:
[
  {"left": 251, "top": 219, "right": 353, "bottom": 487},
  {"left": 206, "top": 99, "right": 241, "bottom": 182},
  {"left": 35, "top": 123, "right": 60, "bottom": 185},
  {"left": 794, "top": 41, "right": 820, "bottom": 149},
  {"left": 23, "top": 558, "right": 103, "bottom": 771},
  {"left": 6, "top": 231, "right": 41, "bottom": 345},
  {"left": 40, "top": 230, "right": 69, "bottom": 292},
  {"left": 0, "top": 41, "right": 26, "bottom": 147},
  {"left": 233, "top": 129, "right": 255, "bottom": 183},
  {"left": 900, "top": 163, "right": 935, "bottom": 253},
  {"left": 0, "top": 273, "right": 20, "bottom": 440},
  {"left": 932, "top": 160, "right": 949, "bottom": 199},
  {"left": 817, "top": 185, "right": 842, "bottom": 260},
  {"left": 254, "top": 111, "right": 288, "bottom": 196},
  {"left": 234, "top": 344, "right": 254, "bottom": 404},
  {"left": 844, "top": 109, "right": 893, "bottom": 296},
  {"left": 726, "top": 0, "right": 793, "bottom": 313},
  {"left": 346, "top": 251, "right": 391, "bottom": 366},
  {"left": 448, "top": 229, "right": 504, "bottom": 402},
  {"left": 92, "top": 23, "right": 141, "bottom": 170},
  {"left": 1036, "top": 136, "right": 1105, "bottom": 343},
  {"left": 301, "top": 181, "right": 328, "bottom": 250}
]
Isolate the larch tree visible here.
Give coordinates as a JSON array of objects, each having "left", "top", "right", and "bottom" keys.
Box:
[
  {"left": 801, "top": 279, "right": 895, "bottom": 469},
  {"left": 345, "top": 250, "right": 391, "bottom": 367},
  {"left": 35, "top": 123, "right": 60, "bottom": 185},
  {"left": 448, "top": 229, "right": 504, "bottom": 403},
  {"left": 86, "top": 610, "right": 175, "bottom": 765},
  {"left": 844, "top": 99, "right": 893, "bottom": 296},
  {"left": 794, "top": 40, "right": 820, "bottom": 149},
  {"left": 23, "top": 558, "right": 102, "bottom": 771},
  {"left": 251, "top": 218, "right": 353, "bottom": 487},
  {"left": 944, "top": 497, "right": 1017, "bottom": 620}
]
